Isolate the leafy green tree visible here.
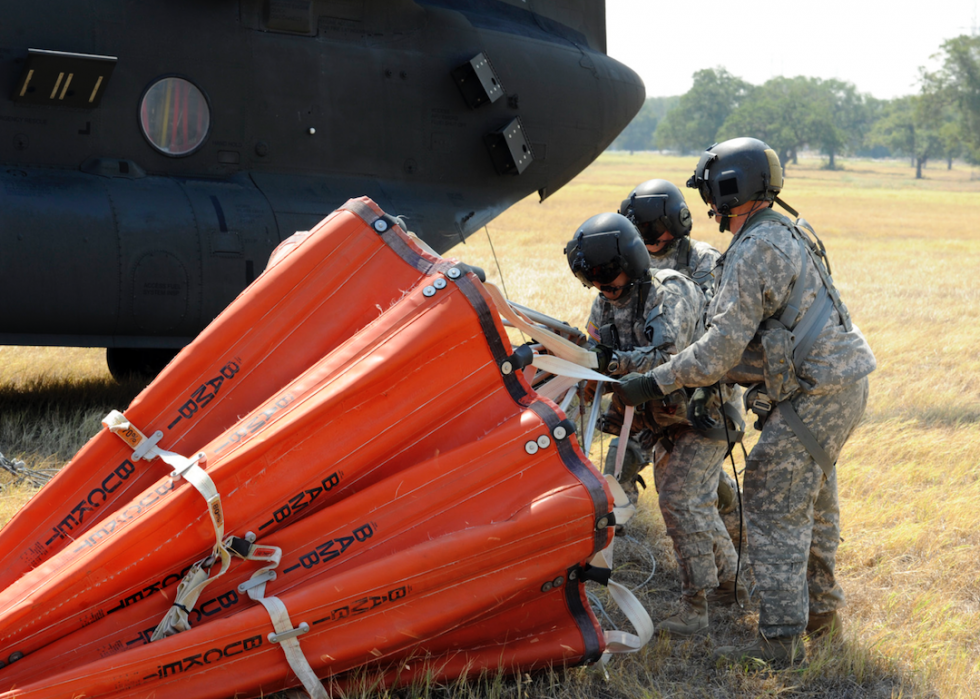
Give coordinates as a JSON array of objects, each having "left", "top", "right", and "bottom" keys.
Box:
[
  {"left": 609, "top": 96, "right": 680, "bottom": 152},
  {"left": 813, "top": 79, "right": 875, "bottom": 169},
  {"left": 655, "top": 68, "right": 753, "bottom": 154},
  {"left": 717, "top": 76, "right": 822, "bottom": 167},
  {"left": 717, "top": 77, "right": 874, "bottom": 169},
  {"left": 926, "top": 34, "right": 980, "bottom": 155},
  {"left": 869, "top": 95, "right": 945, "bottom": 178}
]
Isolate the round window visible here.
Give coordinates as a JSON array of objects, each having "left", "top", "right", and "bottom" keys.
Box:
[{"left": 139, "top": 77, "right": 210, "bottom": 156}]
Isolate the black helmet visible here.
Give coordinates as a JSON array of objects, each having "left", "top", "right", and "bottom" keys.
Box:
[
  {"left": 564, "top": 213, "right": 650, "bottom": 287},
  {"left": 686, "top": 137, "right": 783, "bottom": 216},
  {"left": 619, "top": 179, "right": 693, "bottom": 245}
]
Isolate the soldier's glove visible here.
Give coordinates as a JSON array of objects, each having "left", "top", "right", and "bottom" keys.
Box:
[
  {"left": 590, "top": 344, "right": 618, "bottom": 375},
  {"left": 612, "top": 372, "right": 664, "bottom": 406},
  {"left": 687, "top": 387, "right": 718, "bottom": 431},
  {"left": 590, "top": 344, "right": 612, "bottom": 374}
]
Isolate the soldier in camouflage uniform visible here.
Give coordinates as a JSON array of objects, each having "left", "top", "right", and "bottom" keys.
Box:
[
  {"left": 565, "top": 212, "right": 743, "bottom": 637},
  {"left": 620, "top": 178, "right": 723, "bottom": 296},
  {"left": 620, "top": 180, "right": 748, "bottom": 592},
  {"left": 616, "top": 138, "right": 876, "bottom": 665}
]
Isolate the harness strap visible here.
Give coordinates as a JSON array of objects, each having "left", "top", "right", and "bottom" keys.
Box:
[
  {"left": 777, "top": 401, "right": 836, "bottom": 479},
  {"left": 735, "top": 211, "right": 848, "bottom": 478},
  {"left": 792, "top": 285, "right": 834, "bottom": 373},
  {"left": 777, "top": 241, "right": 809, "bottom": 328},
  {"left": 697, "top": 401, "right": 746, "bottom": 444}
]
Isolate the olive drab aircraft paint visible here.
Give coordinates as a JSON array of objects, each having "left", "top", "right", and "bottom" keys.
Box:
[
  {"left": 0, "top": 0, "right": 644, "bottom": 377},
  {"left": 0, "top": 199, "right": 642, "bottom": 698}
]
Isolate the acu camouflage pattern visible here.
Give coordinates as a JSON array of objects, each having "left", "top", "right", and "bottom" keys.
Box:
[
  {"left": 587, "top": 268, "right": 741, "bottom": 595},
  {"left": 648, "top": 207, "right": 876, "bottom": 638},
  {"left": 651, "top": 210, "right": 876, "bottom": 395},
  {"left": 746, "top": 378, "right": 869, "bottom": 637},
  {"left": 654, "top": 430, "right": 739, "bottom": 596},
  {"left": 648, "top": 237, "right": 721, "bottom": 298}
]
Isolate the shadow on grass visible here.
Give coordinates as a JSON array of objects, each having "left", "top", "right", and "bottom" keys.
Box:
[
  {"left": 0, "top": 375, "right": 145, "bottom": 412},
  {"left": 0, "top": 376, "right": 146, "bottom": 466}
]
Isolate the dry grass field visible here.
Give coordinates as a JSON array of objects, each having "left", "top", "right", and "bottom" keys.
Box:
[{"left": 1, "top": 152, "right": 979, "bottom": 698}]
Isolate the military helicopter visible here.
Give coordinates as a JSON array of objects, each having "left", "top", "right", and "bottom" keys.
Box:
[{"left": 0, "top": 0, "right": 643, "bottom": 379}]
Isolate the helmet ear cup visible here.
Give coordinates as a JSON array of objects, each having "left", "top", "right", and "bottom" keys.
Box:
[
  {"left": 665, "top": 197, "right": 693, "bottom": 237},
  {"left": 677, "top": 205, "right": 693, "bottom": 234},
  {"left": 765, "top": 148, "right": 783, "bottom": 190},
  {"left": 694, "top": 137, "right": 781, "bottom": 212}
]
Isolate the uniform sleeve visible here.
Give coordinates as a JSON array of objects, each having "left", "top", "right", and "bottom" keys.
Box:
[
  {"left": 615, "top": 277, "right": 702, "bottom": 375},
  {"left": 585, "top": 296, "right": 603, "bottom": 341},
  {"left": 651, "top": 234, "right": 797, "bottom": 392}
]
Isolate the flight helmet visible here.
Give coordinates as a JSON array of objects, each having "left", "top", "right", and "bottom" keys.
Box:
[
  {"left": 686, "top": 137, "right": 783, "bottom": 221},
  {"left": 619, "top": 179, "right": 693, "bottom": 245},
  {"left": 564, "top": 213, "right": 651, "bottom": 289}
]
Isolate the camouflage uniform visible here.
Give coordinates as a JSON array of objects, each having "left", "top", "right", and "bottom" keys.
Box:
[
  {"left": 650, "top": 209, "right": 876, "bottom": 638},
  {"left": 648, "top": 237, "right": 721, "bottom": 298},
  {"left": 587, "top": 270, "right": 740, "bottom": 597},
  {"left": 649, "top": 237, "right": 747, "bottom": 577}
]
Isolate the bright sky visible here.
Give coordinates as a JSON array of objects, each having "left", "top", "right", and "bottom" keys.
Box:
[{"left": 606, "top": 0, "right": 980, "bottom": 100}]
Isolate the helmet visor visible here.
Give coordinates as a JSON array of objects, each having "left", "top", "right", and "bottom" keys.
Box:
[
  {"left": 571, "top": 255, "right": 622, "bottom": 285},
  {"left": 636, "top": 220, "right": 669, "bottom": 245}
]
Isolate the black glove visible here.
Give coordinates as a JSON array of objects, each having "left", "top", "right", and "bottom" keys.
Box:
[
  {"left": 687, "top": 387, "right": 718, "bottom": 431},
  {"left": 613, "top": 372, "right": 664, "bottom": 406},
  {"left": 590, "top": 344, "right": 614, "bottom": 374}
]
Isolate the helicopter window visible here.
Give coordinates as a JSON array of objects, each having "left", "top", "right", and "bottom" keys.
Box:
[{"left": 139, "top": 77, "right": 210, "bottom": 156}]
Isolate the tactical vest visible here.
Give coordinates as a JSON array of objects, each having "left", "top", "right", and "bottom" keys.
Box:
[{"left": 735, "top": 208, "right": 850, "bottom": 476}]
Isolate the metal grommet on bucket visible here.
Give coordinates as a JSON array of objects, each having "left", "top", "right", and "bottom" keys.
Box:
[
  {"left": 524, "top": 441, "right": 539, "bottom": 455},
  {"left": 374, "top": 219, "right": 388, "bottom": 232},
  {"left": 422, "top": 285, "right": 436, "bottom": 297}
]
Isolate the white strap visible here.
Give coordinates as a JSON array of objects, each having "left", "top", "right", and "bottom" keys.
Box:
[
  {"left": 102, "top": 410, "right": 241, "bottom": 642},
  {"left": 599, "top": 580, "right": 654, "bottom": 663},
  {"left": 531, "top": 353, "right": 614, "bottom": 383},
  {"left": 533, "top": 374, "right": 580, "bottom": 403},
  {"left": 103, "top": 410, "right": 225, "bottom": 552},
  {"left": 150, "top": 538, "right": 281, "bottom": 640},
  {"left": 582, "top": 381, "right": 604, "bottom": 455},
  {"left": 589, "top": 476, "right": 635, "bottom": 572},
  {"left": 485, "top": 283, "right": 598, "bottom": 368},
  {"left": 241, "top": 549, "right": 328, "bottom": 699},
  {"left": 612, "top": 406, "right": 634, "bottom": 479},
  {"left": 604, "top": 474, "right": 637, "bottom": 531}
]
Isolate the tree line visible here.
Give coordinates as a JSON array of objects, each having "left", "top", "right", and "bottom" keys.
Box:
[{"left": 610, "top": 34, "right": 980, "bottom": 178}]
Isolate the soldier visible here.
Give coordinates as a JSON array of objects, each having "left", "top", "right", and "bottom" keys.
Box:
[
  {"left": 615, "top": 138, "right": 876, "bottom": 665},
  {"left": 620, "top": 178, "right": 721, "bottom": 295},
  {"left": 619, "top": 179, "right": 747, "bottom": 566},
  {"left": 565, "top": 212, "right": 744, "bottom": 637}
]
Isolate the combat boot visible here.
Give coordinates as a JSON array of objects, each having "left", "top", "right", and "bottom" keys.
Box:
[
  {"left": 713, "top": 634, "right": 806, "bottom": 667},
  {"left": 806, "top": 610, "right": 841, "bottom": 639},
  {"left": 706, "top": 578, "right": 749, "bottom": 607},
  {"left": 656, "top": 591, "right": 708, "bottom": 637}
]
